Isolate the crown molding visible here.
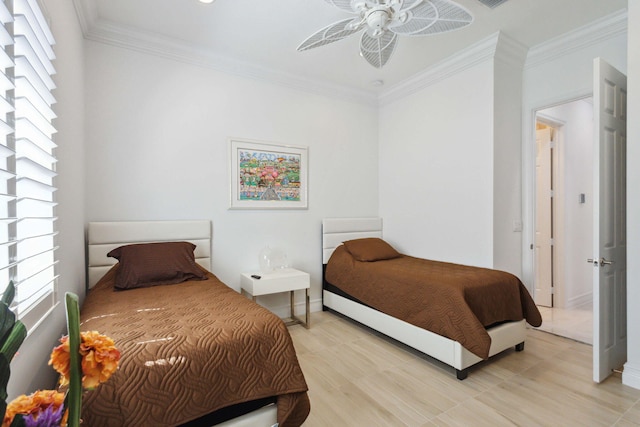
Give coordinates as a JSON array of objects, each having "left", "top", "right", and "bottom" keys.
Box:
[
  {"left": 525, "top": 9, "right": 628, "bottom": 69},
  {"left": 72, "top": 0, "right": 98, "bottom": 35},
  {"left": 378, "top": 32, "right": 500, "bottom": 107},
  {"left": 71, "top": 0, "right": 378, "bottom": 106},
  {"left": 72, "top": 0, "right": 627, "bottom": 108},
  {"left": 494, "top": 32, "right": 528, "bottom": 70}
]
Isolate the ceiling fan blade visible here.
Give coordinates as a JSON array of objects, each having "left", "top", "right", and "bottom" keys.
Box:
[
  {"left": 297, "top": 18, "right": 363, "bottom": 51},
  {"left": 323, "top": 0, "right": 356, "bottom": 12},
  {"left": 390, "top": 0, "right": 472, "bottom": 36},
  {"left": 360, "top": 31, "right": 398, "bottom": 68},
  {"left": 396, "top": 0, "right": 424, "bottom": 12}
]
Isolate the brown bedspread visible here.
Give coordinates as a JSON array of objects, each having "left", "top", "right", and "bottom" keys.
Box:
[
  {"left": 80, "top": 266, "right": 309, "bottom": 427},
  {"left": 325, "top": 245, "right": 542, "bottom": 359}
]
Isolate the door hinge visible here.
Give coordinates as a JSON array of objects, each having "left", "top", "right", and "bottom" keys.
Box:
[
  {"left": 550, "top": 141, "right": 556, "bottom": 149},
  {"left": 550, "top": 189, "right": 554, "bottom": 198},
  {"left": 550, "top": 287, "right": 555, "bottom": 295},
  {"left": 550, "top": 238, "right": 554, "bottom": 246}
]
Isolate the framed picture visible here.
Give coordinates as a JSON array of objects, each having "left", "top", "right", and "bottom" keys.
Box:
[{"left": 229, "top": 138, "right": 308, "bottom": 209}]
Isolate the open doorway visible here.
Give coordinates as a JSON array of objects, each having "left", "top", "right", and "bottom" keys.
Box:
[{"left": 533, "top": 98, "right": 593, "bottom": 344}]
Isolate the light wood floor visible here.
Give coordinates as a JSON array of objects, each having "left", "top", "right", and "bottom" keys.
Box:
[
  {"left": 536, "top": 305, "right": 593, "bottom": 345},
  {"left": 288, "top": 311, "right": 640, "bottom": 427}
]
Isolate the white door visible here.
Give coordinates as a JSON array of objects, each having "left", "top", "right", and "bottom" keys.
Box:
[
  {"left": 592, "top": 58, "right": 627, "bottom": 383},
  {"left": 535, "top": 127, "right": 553, "bottom": 307}
]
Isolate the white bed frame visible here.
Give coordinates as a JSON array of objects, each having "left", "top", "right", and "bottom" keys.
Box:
[
  {"left": 322, "top": 217, "right": 526, "bottom": 380},
  {"left": 86, "top": 220, "right": 278, "bottom": 427}
]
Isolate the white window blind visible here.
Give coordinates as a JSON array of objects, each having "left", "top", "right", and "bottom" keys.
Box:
[{"left": 0, "top": 0, "right": 57, "bottom": 332}]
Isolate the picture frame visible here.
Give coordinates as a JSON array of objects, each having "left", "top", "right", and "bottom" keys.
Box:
[{"left": 229, "top": 138, "right": 308, "bottom": 209}]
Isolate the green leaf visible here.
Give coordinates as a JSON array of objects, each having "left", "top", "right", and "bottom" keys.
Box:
[
  {"left": 10, "top": 414, "right": 25, "bottom": 427},
  {"left": 0, "top": 396, "right": 6, "bottom": 421},
  {"left": 0, "top": 353, "right": 10, "bottom": 401},
  {"left": 0, "top": 302, "right": 16, "bottom": 345},
  {"left": 0, "top": 322, "right": 27, "bottom": 363},
  {"left": 65, "top": 292, "right": 82, "bottom": 427},
  {"left": 1, "top": 281, "right": 15, "bottom": 306}
]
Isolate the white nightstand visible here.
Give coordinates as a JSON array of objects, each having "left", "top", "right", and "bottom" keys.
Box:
[{"left": 240, "top": 268, "right": 310, "bottom": 329}]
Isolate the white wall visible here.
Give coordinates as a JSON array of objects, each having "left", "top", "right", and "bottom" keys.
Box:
[
  {"left": 379, "top": 60, "right": 495, "bottom": 267},
  {"left": 492, "top": 35, "right": 527, "bottom": 276},
  {"left": 538, "top": 100, "right": 594, "bottom": 308},
  {"left": 521, "top": 22, "right": 627, "bottom": 291},
  {"left": 8, "top": 1, "right": 86, "bottom": 398},
  {"left": 5, "top": 1, "right": 635, "bottom": 402},
  {"left": 379, "top": 35, "right": 526, "bottom": 276},
  {"left": 84, "top": 41, "right": 379, "bottom": 313},
  {"left": 623, "top": 0, "right": 640, "bottom": 390}
]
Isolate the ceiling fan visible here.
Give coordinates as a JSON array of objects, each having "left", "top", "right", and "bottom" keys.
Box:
[{"left": 297, "top": 0, "right": 473, "bottom": 68}]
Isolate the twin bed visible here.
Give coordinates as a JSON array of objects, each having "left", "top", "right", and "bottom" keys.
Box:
[
  {"left": 322, "top": 217, "right": 542, "bottom": 380},
  {"left": 81, "top": 217, "right": 541, "bottom": 425},
  {"left": 84, "top": 220, "right": 309, "bottom": 427}
]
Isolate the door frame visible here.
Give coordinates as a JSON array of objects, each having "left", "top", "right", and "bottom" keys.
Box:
[
  {"left": 522, "top": 91, "right": 591, "bottom": 301},
  {"left": 534, "top": 114, "right": 566, "bottom": 308}
]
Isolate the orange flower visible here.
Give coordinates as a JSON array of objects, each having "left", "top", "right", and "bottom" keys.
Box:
[
  {"left": 49, "top": 331, "right": 121, "bottom": 390},
  {"left": 2, "top": 390, "right": 66, "bottom": 427}
]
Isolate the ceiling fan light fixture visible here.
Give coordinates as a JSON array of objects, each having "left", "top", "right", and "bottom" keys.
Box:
[
  {"left": 198, "top": 0, "right": 215, "bottom": 3},
  {"left": 298, "top": 0, "right": 473, "bottom": 68}
]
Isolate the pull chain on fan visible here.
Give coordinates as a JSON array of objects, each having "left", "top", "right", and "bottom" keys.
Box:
[{"left": 297, "top": 0, "right": 473, "bottom": 68}]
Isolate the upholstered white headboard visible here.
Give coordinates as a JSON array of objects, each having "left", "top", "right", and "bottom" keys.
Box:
[
  {"left": 322, "top": 217, "right": 382, "bottom": 264},
  {"left": 87, "top": 220, "right": 211, "bottom": 289}
]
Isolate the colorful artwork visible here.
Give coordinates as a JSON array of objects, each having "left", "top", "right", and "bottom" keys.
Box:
[
  {"left": 230, "top": 139, "right": 308, "bottom": 209},
  {"left": 238, "top": 149, "right": 301, "bottom": 201}
]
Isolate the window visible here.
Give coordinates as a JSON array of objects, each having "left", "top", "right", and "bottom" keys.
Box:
[{"left": 0, "top": 0, "right": 57, "bottom": 331}]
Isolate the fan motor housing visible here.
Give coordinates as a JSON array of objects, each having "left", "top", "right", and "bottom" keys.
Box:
[{"left": 366, "top": 8, "right": 390, "bottom": 30}]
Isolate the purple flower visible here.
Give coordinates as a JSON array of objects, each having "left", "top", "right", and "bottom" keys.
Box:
[{"left": 22, "top": 404, "right": 64, "bottom": 427}]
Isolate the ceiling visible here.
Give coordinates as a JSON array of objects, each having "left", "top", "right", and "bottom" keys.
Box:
[{"left": 74, "top": 0, "right": 627, "bottom": 99}]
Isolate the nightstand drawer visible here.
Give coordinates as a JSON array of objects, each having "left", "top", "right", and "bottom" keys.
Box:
[{"left": 240, "top": 268, "right": 310, "bottom": 296}]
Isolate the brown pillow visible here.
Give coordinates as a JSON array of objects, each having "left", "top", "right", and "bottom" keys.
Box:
[
  {"left": 107, "top": 241, "right": 207, "bottom": 290},
  {"left": 343, "top": 238, "right": 401, "bottom": 262}
]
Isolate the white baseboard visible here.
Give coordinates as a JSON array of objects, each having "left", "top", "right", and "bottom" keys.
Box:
[
  {"left": 623, "top": 362, "right": 640, "bottom": 391},
  {"left": 566, "top": 292, "right": 592, "bottom": 310}
]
